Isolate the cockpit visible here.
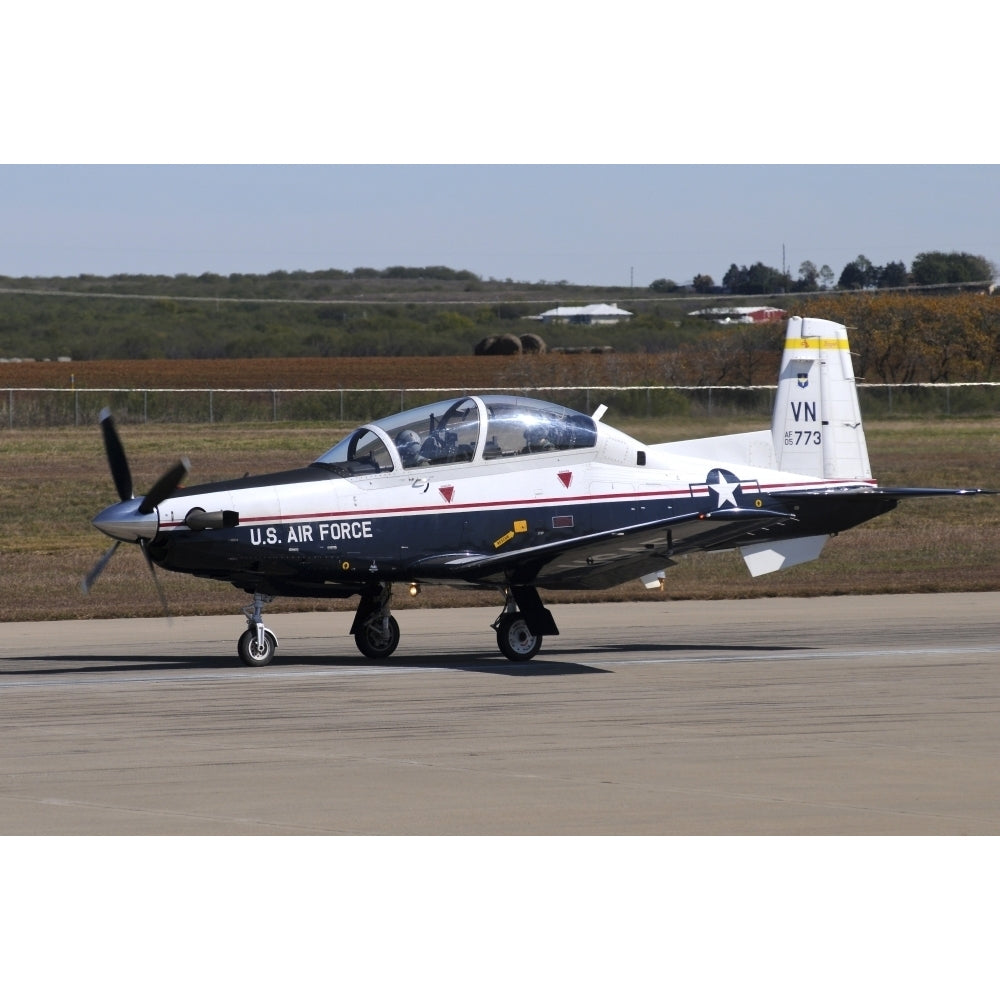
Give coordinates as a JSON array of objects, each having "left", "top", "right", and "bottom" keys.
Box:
[{"left": 312, "top": 395, "right": 599, "bottom": 476}]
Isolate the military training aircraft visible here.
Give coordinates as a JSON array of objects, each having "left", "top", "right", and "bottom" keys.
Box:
[{"left": 83, "top": 316, "right": 993, "bottom": 665}]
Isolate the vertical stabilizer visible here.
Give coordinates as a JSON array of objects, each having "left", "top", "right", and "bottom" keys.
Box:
[{"left": 771, "top": 316, "right": 871, "bottom": 480}]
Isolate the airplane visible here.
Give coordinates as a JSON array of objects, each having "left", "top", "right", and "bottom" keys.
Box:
[{"left": 83, "top": 316, "right": 994, "bottom": 665}]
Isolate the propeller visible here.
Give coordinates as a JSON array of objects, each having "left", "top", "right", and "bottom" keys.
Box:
[{"left": 82, "top": 408, "right": 190, "bottom": 611}]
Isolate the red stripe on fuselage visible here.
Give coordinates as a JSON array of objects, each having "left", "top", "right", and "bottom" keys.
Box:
[{"left": 158, "top": 478, "right": 875, "bottom": 530}]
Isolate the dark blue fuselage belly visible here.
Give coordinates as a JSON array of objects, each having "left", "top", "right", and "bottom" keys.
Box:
[{"left": 149, "top": 487, "right": 894, "bottom": 598}]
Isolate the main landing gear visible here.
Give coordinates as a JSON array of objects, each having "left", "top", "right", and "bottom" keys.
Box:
[
  {"left": 350, "top": 583, "right": 400, "bottom": 659},
  {"left": 233, "top": 584, "right": 558, "bottom": 666},
  {"left": 493, "top": 610, "right": 542, "bottom": 661},
  {"left": 490, "top": 586, "right": 559, "bottom": 662}
]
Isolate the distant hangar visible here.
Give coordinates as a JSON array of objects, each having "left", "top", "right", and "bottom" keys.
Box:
[{"left": 530, "top": 303, "right": 634, "bottom": 324}]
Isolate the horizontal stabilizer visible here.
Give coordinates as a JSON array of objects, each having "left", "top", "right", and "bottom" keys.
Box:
[{"left": 781, "top": 485, "right": 996, "bottom": 500}]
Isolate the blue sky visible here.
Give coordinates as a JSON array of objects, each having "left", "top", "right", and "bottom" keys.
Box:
[
  {"left": 1, "top": 165, "right": 998, "bottom": 287},
  {"left": 3, "top": 6, "right": 996, "bottom": 287}
]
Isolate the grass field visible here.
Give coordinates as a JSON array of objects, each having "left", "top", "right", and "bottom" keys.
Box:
[{"left": 3, "top": 414, "right": 1000, "bottom": 624}]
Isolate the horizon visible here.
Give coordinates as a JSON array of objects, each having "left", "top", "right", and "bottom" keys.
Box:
[{"left": 2, "top": 166, "right": 998, "bottom": 290}]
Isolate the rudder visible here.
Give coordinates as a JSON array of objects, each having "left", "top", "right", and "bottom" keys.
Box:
[{"left": 771, "top": 316, "right": 871, "bottom": 481}]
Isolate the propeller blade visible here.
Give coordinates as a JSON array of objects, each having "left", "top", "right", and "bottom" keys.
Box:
[
  {"left": 140, "top": 539, "right": 171, "bottom": 618},
  {"left": 100, "top": 408, "right": 133, "bottom": 503},
  {"left": 138, "top": 458, "right": 191, "bottom": 515},
  {"left": 81, "top": 540, "right": 121, "bottom": 594}
]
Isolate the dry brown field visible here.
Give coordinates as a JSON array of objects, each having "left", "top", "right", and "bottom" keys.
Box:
[{"left": 0, "top": 353, "right": 662, "bottom": 390}]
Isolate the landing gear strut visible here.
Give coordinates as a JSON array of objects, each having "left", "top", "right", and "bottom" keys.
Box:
[
  {"left": 351, "top": 582, "right": 400, "bottom": 659},
  {"left": 238, "top": 592, "right": 278, "bottom": 666}
]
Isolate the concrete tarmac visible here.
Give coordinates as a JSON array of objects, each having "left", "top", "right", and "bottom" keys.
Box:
[{"left": 2, "top": 592, "right": 999, "bottom": 834}]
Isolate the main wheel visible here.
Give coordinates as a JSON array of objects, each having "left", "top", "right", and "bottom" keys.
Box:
[
  {"left": 354, "top": 614, "right": 400, "bottom": 659},
  {"left": 238, "top": 628, "right": 276, "bottom": 667},
  {"left": 495, "top": 613, "right": 542, "bottom": 661}
]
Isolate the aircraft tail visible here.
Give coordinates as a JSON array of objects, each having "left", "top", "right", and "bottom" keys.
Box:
[{"left": 771, "top": 316, "right": 872, "bottom": 481}]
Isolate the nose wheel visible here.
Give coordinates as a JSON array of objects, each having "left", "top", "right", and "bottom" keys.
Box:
[
  {"left": 238, "top": 627, "right": 277, "bottom": 666},
  {"left": 238, "top": 593, "right": 278, "bottom": 666}
]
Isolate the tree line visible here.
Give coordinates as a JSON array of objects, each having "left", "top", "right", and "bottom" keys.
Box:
[{"left": 649, "top": 250, "right": 995, "bottom": 296}]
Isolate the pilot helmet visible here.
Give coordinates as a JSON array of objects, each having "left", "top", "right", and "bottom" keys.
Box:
[
  {"left": 395, "top": 429, "right": 422, "bottom": 462},
  {"left": 525, "top": 423, "right": 550, "bottom": 448}
]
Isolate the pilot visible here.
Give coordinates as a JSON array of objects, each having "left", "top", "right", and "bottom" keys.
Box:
[
  {"left": 522, "top": 424, "right": 554, "bottom": 453},
  {"left": 395, "top": 429, "right": 426, "bottom": 467}
]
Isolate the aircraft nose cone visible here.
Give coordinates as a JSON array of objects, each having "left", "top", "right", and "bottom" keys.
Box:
[{"left": 92, "top": 498, "right": 160, "bottom": 542}]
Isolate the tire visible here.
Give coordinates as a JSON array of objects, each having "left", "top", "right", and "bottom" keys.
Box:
[
  {"left": 495, "top": 613, "right": 542, "bottom": 661},
  {"left": 354, "top": 614, "right": 400, "bottom": 659},
  {"left": 238, "top": 628, "right": 276, "bottom": 667}
]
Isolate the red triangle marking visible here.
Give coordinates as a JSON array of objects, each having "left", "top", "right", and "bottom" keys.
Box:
[
  {"left": 557, "top": 471, "right": 573, "bottom": 489},
  {"left": 439, "top": 486, "right": 455, "bottom": 503}
]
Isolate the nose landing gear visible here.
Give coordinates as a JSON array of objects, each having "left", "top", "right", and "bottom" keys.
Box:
[{"left": 238, "top": 593, "right": 278, "bottom": 666}]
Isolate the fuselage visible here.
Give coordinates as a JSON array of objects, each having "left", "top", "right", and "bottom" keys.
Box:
[{"left": 94, "top": 394, "right": 881, "bottom": 599}]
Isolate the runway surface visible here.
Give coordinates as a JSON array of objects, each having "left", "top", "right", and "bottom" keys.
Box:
[{"left": 2, "top": 592, "right": 999, "bottom": 834}]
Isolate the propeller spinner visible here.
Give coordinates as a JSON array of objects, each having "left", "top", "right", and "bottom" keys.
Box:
[{"left": 82, "top": 408, "right": 190, "bottom": 608}]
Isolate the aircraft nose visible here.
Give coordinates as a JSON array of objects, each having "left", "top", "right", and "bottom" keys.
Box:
[{"left": 92, "top": 498, "right": 160, "bottom": 543}]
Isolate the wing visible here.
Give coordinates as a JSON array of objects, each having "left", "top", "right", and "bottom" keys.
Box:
[{"left": 407, "top": 506, "right": 793, "bottom": 590}]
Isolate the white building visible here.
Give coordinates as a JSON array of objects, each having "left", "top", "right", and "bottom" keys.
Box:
[{"left": 531, "top": 303, "right": 633, "bottom": 325}]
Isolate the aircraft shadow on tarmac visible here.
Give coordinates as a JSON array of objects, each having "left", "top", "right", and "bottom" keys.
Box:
[
  {"left": 1, "top": 642, "right": 807, "bottom": 680},
  {"left": 1, "top": 652, "right": 607, "bottom": 678}
]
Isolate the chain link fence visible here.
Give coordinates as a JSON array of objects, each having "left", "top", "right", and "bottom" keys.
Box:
[{"left": 5, "top": 383, "right": 1000, "bottom": 429}]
